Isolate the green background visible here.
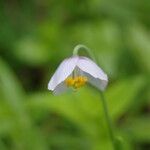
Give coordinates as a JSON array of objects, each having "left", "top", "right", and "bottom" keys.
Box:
[{"left": 0, "top": 0, "right": 150, "bottom": 149}]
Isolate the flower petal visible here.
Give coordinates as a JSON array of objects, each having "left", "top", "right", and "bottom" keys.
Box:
[
  {"left": 53, "top": 82, "right": 68, "bottom": 95},
  {"left": 77, "top": 57, "right": 108, "bottom": 90},
  {"left": 83, "top": 71, "right": 108, "bottom": 91},
  {"left": 48, "top": 56, "right": 79, "bottom": 91}
]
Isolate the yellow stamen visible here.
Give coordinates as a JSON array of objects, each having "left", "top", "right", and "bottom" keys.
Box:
[
  {"left": 65, "top": 76, "right": 88, "bottom": 89},
  {"left": 65, "top": 77, "right": 75, "bottom": 86}
]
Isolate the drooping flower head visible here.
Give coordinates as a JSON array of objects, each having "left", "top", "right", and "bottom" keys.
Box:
[{"left": 48, "top": 46, "right": 108, "bottom": 94}]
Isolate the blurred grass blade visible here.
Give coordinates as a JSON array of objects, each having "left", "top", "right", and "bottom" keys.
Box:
[{"left": 0, "top": 58, "right": 49, "bottom": 150}]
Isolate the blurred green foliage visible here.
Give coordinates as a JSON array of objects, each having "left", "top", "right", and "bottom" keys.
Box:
[{"left": 0, "top": 0, "right": 150, "bottom": 150}]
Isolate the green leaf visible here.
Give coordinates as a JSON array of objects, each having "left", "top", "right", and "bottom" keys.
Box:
[
  {"left": 0, "top": 58, "right": 49, "bottom": 150},
  {"left": 106, "top": 76, "right": 146, "bottom": 120},
  {"left": 0, "top": 58, "right": 26, "bottom": 117}
]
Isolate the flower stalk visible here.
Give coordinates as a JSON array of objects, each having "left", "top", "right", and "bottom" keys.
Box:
[
  {"left": 73, "top": 44, "right": 97, "bottom": 62},
  {"left": 100, "top": 92, "right": 117, "bottom": 150},
  {"left": 73, "top": 44, "right": 117, "bottom": 150},
  {"left": 48, "top": 44, "right": 116, "bottom": 149}
]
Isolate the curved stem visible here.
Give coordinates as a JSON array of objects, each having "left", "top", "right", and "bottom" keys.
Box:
[
  {"left": 73, "top": 44, "right": 96, "bottom": 62},
  {"left": 73, "top": 44, "right": 117, "bottom": 150}
]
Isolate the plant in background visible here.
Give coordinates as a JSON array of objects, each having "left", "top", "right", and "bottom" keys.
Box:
[{"left": 48, "top": 44, "right": 119, "bottom": 150}]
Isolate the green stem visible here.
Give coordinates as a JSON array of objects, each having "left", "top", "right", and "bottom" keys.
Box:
[
  {"left": 73, "top": 44, "right": 117, "bottom": 150},
  {"left": 73, "top": 44, "right": 96, "bottom": 62},
  {"left": 100, "top": 92, "right": 117, "bottom": 150}
]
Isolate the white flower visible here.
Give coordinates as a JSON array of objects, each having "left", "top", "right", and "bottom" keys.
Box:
[{"left": 48, "top": 56, "right": 108, "bottom": 95}]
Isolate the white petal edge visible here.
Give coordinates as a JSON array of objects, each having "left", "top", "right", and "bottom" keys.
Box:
[
  {"left": 77, "top": 56, "right": 108, "bottom": 82},
  {"left": 53, "top": 82, "right": 68, "bottom": 95},
  {"left": 83, "top": 71, "right": 108, "bottom": 91},
  {"left": 48, "top": 56, "right": 79, "bottom": 91}
]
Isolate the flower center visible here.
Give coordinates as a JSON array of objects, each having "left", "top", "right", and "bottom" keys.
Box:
[{"left": 65, "top": 76, "right": 88, "bottom": 89}]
